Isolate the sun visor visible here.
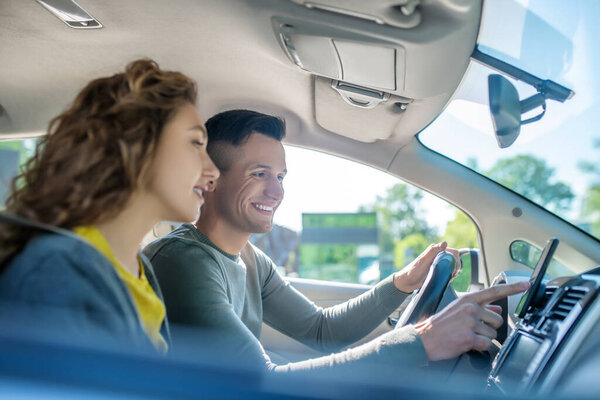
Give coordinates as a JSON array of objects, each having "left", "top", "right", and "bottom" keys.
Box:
[
  {"left": 272, "top": 0, "right": 482, "bottom": 143},
  {"left": 314, "top": 77, "right": 410, "bottom": 142},
  {"left": 279, "top": 25, "right": 401, "bottom": 91}
]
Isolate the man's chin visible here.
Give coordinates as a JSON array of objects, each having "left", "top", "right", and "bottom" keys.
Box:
[{"left": 250, "top": 221, "right": 274, "bottom": 234}]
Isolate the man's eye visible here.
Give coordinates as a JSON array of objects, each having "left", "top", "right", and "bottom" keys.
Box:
[
  {"left": 277, "top": 175, "right": 285, "bottom": 182},
  {"left": 192, "top": 140, "right": 205, "bottom": 147},
  {"left": 253, "top": 172, "right": 265, "bottom": 178}
]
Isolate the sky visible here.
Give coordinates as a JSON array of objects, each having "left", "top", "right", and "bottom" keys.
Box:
[{"left": 273, "top": 0, "right": 600, "bottom": 234}]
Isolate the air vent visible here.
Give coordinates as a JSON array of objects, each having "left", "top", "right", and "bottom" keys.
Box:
[
  {"left": 543, "top": 287, "right": 557, "bottom": 303},
  {"left": 548, "top": 288, "right": 587, "bottom": 321}
]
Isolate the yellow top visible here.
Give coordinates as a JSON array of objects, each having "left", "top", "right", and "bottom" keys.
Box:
[{"left": 73, "top": 226, "right": 167, "bottom": 353}]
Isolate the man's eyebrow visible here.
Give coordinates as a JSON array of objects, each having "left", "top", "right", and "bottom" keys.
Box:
[{"left": 251, "top": 164, "right": 288, "bottom": 174}]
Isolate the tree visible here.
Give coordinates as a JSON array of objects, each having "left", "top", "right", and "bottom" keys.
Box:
[
  {"left": 360, "top": 183, "right": 437, "bottom": 261},
  {"left": 442, "top": 210, "right": 477, "bottom": 249},
  {"left": 486, "top": 155, "right": 574, "bottom": 213},
  {"left": 438, "top": 210, "right": 478, "bottom": 292},
  {"left": 0, "top": 139, "right": 37, "bottom": 164},
  {"left": 393, "top": 233, "right": 430, "bottom": 268},
  {"left": 579, "top": 138, "right": 600, "bottom": 236}
]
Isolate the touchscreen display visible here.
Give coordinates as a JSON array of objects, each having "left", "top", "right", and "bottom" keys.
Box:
[
  {"left": 515, "top": 238, "right": 559, "bottom": 318},
  {"left": 495, "top": 334, "right": 542, "bottom": 387}
]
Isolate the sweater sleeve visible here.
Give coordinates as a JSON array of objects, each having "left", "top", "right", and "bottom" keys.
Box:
[
  {"left": 147, "top": 240, "right": 274, "bottom": 366},
  {"left": 149, "top": 240, "right": 428, "bottom": 375},
  {"left": 251, "top": 245, "right": 411, "bottom": 352}
]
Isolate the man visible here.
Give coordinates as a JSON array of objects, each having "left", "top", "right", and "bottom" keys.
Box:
[{"left": 143, "top": 109, "right": 528, "bottom": 375}]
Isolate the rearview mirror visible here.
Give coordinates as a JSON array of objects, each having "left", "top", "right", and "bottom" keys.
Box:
[
  {"left": 488, "top": 74, "right": 521, "bottom": 148},
  {"left": 488, "top": 74, "right": 547, "bottom": 148},
  {"left": 473, "top": 49, "right": 574, "bottom": 149}
]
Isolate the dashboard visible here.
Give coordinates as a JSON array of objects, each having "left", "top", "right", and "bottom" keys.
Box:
[{"left": 487, "top": 267, "right": 600, "bottom": 395}]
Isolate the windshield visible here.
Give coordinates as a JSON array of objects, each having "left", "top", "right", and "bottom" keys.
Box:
[{"left": 420, "top": 0, "right": 600, "bottom": 241}]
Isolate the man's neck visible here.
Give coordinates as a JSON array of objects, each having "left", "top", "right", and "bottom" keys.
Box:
[{"left": 195, "top": 216, "right": 250, "bottom": 255}]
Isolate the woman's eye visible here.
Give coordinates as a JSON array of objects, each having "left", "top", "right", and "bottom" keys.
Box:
[{"left": 192, "top": 140, "right": 205, "bottom": 147}]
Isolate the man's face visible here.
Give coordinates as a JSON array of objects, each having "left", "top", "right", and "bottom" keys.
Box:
[{"left": 212, "top": 133, "right": 286, "bottom": 235}]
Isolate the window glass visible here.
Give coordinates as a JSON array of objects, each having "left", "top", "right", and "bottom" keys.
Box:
[
  {"left": 250, "top": 145, "right": 478, "bottom": 292},
  {"left": 510, "top": 240, "right": 573, "bottom": 277},
  {"left": 419, "top": 1, "right": 600, "bottom": 242},
  {"left": 0, "top": 139, "right": 37, "bottom": 208}
]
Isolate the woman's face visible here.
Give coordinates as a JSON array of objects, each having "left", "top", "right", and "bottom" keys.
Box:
[{"left": 145, "top": 103, "right": 219, "bottom": 223}]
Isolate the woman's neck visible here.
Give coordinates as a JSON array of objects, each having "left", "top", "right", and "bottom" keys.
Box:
[{"left": 96, "top": 197, "right": 156, "bottom": 277}]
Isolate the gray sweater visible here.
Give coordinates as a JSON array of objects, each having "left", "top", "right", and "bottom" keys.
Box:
[{"left": 143, "top": 224, "right": 428, "bottom": 374}]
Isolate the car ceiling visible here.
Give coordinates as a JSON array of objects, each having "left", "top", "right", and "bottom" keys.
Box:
[{"left": 0, "top": 0, "right": 481, "bottom": 171}]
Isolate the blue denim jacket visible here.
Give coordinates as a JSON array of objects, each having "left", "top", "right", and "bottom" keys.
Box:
[{"left": 0, "top": 233, "right": 170, "bottom": 352}]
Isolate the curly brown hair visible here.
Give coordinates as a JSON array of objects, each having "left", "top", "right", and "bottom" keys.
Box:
[{"left": 0, "top": 59, "right": 197, "bottom": 267}]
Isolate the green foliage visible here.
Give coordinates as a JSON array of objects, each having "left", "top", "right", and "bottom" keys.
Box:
[
  {"left": 0, "top": 141, "right": 21, "bottom": 151},
  {"left": 440, "top": 210, "right": 477, "bottom": 292},
  {"left": 0, "top": 139, "right": 37, "bottom": 165},
  {"left": 0, "top": 141, "right": 31, "bottom": 206},
  {"left": 302, "top": 213, "right": 376, "bottom": 228},
  {"left": 486, "top": 155, "right": 574, "bottom": 213},
  {"left": 441, "top": 210, "right": 477, "bottom": 249},
  {"left": 299, "top": 244, "right": 358, "bottom": 282},
  {"left": 0, "top": 140, "right": 39, "bottom": 200},
  {"left": 393, "top": 233, "right": 430, "bottom": 269},
  {"left": 466, "top": 157, "right": 479, "bottom": 170},
  {"left": 360, "top": 183, "right": 437, "bottom": 254},
  {"left": 452, "top": 256, "right": 470, "bottom": 292},
  {"left": 393, "top": 230, "right": 472, "bottom": 292},
  {"left": 579, "top": 138, "right": 600, "bottom": 237},
  {"left": 582, "top": 185, "right": 600, "bottom": 236}
]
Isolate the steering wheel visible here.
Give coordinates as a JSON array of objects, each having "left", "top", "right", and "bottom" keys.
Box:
[{"left": 395, "top": 251, "right": 456, "bottom": 328}]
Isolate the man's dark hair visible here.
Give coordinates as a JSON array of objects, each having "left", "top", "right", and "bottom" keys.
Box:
[{"left": 205, "top": 109, "right": 286, "bottom": 171}]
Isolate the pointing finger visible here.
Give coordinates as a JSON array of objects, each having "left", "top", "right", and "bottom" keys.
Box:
[{"left": 465, "top": 281, "right": 530, "bottom": 305}]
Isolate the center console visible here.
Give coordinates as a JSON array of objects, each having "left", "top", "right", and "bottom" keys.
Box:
[{"left": 487, "top": 272, "right": 599, "bottom": 393}]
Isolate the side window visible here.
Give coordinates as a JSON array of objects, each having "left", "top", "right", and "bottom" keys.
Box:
[
  {"left": 510, "top": 240, "right": 573, "bottom": 277},
  {"left": 0, "top": 139, "right": 37, "bottom": 208},
  {"left": 250, "top": 145, "right": 478, "bottom": 292}
]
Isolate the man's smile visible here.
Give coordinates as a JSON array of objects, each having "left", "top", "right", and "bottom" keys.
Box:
[{"left": 252, "top": 202, "right": 275, "bottom": 214}]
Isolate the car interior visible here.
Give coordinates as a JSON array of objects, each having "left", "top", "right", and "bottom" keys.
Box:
[{"left": 2, "top": 0, "right": 600, "bottom": 398}]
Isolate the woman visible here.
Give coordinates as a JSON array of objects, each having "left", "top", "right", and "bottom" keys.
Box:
[{"left": 0, "top": 59, "right": 219, "bottom": 352}]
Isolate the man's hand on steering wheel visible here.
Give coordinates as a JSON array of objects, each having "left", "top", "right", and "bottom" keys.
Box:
[
  {"left": 415, "top": 281, "right": 530, "bottom": 361},
  {"left": 393, "top": 241, "right": 462, "bottom": 293}
]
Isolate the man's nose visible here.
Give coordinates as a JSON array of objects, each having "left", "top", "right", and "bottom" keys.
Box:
[{"left": 265, "top": 177, "right": 284, "bottom": 201}]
